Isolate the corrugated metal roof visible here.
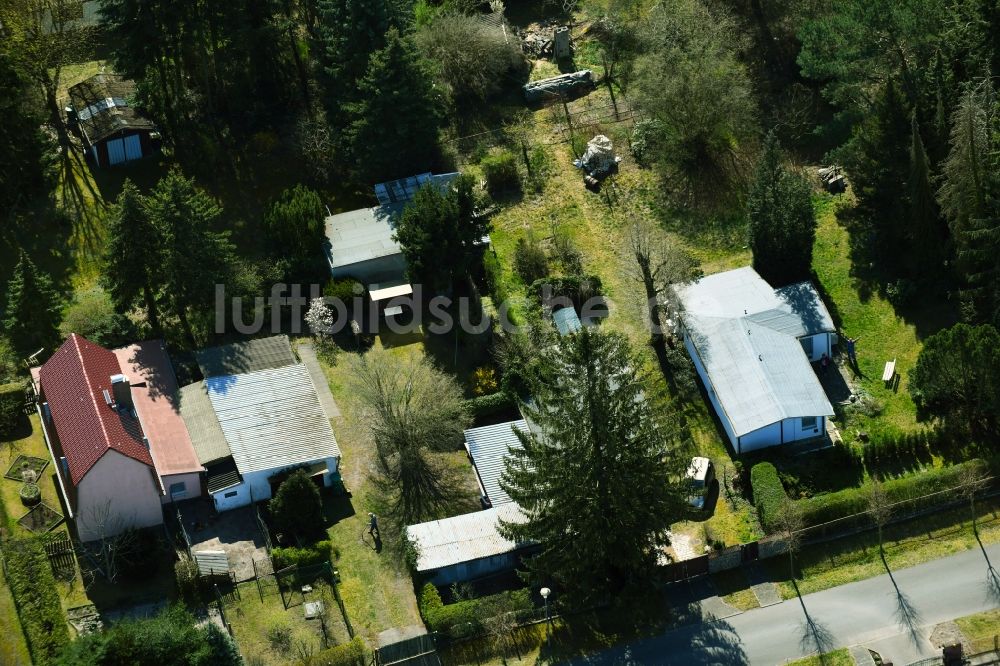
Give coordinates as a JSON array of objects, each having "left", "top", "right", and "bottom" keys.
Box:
[
  {"left": 179, "top": 381, "right": 232, "bottom": 465},
  {"left": 679, "top": 267, "right": 834, "bottom": 437},
  {"left": 206, "top": 364, "right": 341, "bottom": 475},
  {"left": 324, "top": 204, "right": 405, "bottom": 271},
  {"left": 206, "top": 458, "right": 241, "bottom": 493},
  {"left": 553, "top": 307, "right": 582, "bottom": 336},
  {"left": 195, "top": 335, "right": 296, "bottom": 378},
  {"left": 465, "top": 420, "right": 526, "bottom": 507},
  {"left": 406, "top": 503, "right": 528, "bottom": 572}
]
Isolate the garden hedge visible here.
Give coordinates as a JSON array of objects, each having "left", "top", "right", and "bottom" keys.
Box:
[
  {"left": 750, "top": 462, "right": 786, "bottom": 533},
  {"left": 3, "top": 538, "right": 70, "bottom": 665},
  {"left": 796, "top": 460, "right": 986, "bottom": 529},
  {"left": 418, "top": 583, "right": 533, "bottom": 638},
  {"left": 0, "top": 381, "right": 25, "bottom": 434},
  {"left": 272, "top": 540, "right": 335, "bottom": 569},
  {"left": 299, "top": 636, "right": 366, "bottom": 666},
  {"left": 464, "top": 392, "right": 516, "bottom": 420}
]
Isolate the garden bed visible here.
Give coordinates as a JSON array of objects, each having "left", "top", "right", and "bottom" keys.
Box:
[
  {"left": 4, "top": 455, "right": 49, "bottom": 482},
  {"left": 17, "top": 502, "right": 63, "bottom": 533}
]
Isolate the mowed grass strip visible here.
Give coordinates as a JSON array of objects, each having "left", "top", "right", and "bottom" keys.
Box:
[
  {"left": 765, "top": 496, "right": 1000, "bottom": 598},
  {"left": 954, "top": 608, "right": 1000, "bottom": 653}
]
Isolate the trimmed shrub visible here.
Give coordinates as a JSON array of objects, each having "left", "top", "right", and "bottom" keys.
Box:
[
  {"left": 463, "top": 392, "right": 516, "bottom": 419},
  {"left": 482, "top": 250, "right": 508, "bottom": 305},
  {"left": 272, "top": 540, "right": 336, "bottom": 569},
  {"left": 324, "top": 277, "right": 363, "bottom": 305},
  {"left": 302, "top": 636, "right": 366, "bottom": 666},
  {"left": 481, "top": 149, "right": 520, "bottom": 193},
  {"left": 797, "top": 460, "right": 989, "bottom": 528},
  {"left": 0, "top": 381, "right": 25, "bottom": 434},
  {"left": 751, "top": 462, "right": 786, "bottom": 533},
  {"left": 4, "top": 538, "right": 70, "bottom": 665},
  {"left": 418, "top": 584, "right": 533, "bottom": 638},
  {"left": 270, "top": 470, "right": 324, "bottom": 540}
]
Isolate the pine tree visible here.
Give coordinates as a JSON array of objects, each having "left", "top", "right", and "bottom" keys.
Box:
[
  {"left": 145, "top": 168, "right": 236, "bottom": 345},
  {"left": 908, "top": 113, "right": 944, "bottom": 274},
  {"left": 3, "top": 250, "right": 61, "bottom": 356},
  {"left": 499, "top": 329, "right": 689, "bottom": 607},
  {"left": 345, "top": 27, "right": 441, "bottom": 182},
  {"left": 102, "top": 180, "right": 163, "bottom": 333},
  {"left": 395, "top": 174, "right": 490, "bottom": 293},
  {"left": 264, "top": 184, "right": 326, "bottom": 282},
  {"left": 747, "top": 132, "right": 817, "bottom": 286}
]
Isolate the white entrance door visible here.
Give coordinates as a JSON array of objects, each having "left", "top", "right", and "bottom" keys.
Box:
[
  {"left": 106, "top": 138, "right": 126, "bottom": 166},
  {"left": 124, "top": 134, "right": 142, "bottom": 161}
]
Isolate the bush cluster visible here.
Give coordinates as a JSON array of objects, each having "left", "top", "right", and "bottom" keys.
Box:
[
  {"left": 480, "top": 150, "right": 520, "bottom": 193},
  {"left": 0, "top": 381, "right": 25, "bottom": 434},
  {"left": 860, "top": 430, "right": 942, "bottom": 467},
  {"left": 797, "top": 460, "right": 989, "bottom": 529},
  {"left": 417, "top": 583, "right": 533, "bottom": 639},
  {"left": 750, "top": 462, "right": 786, "bottom": 533},
  {"left": 528, "top": 275, "right": 604, "bottom": 310},
  {"left": 299, "top": 636, "right": 366, "bottom": 666},
  {"left": 272, "top": 540, "right": 336, "bottom": 569},
  {"left": 463, "top": 392, "right": 516, "bottom": 420},
  {"left": 4, "top": 538, "right": 70, "bottom": 665}
]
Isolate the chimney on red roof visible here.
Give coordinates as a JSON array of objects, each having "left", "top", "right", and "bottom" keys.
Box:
[{"left": 110, "top": 373, "right": 132, "bottom": 410}]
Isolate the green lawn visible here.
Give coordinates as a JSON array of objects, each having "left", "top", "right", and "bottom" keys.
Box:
[
  {"left": 315, "top": 337, "right": 482, "bottom": 643},
  {"left": 955, "top": 608, "right": 1000, "bottom": 653},
  {"left": 785, "top": 648, "right": 853, "bottom": 666},
  {"left": 710, "top": 568, "right": 759, "bottom": 612},
  {"left": 811, "top": 194, "right": 956, "bottom": 440}
]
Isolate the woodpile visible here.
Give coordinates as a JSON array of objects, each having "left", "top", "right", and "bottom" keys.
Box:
[{"left": 817, "top": 165, "right": 847, "bottom": 193}]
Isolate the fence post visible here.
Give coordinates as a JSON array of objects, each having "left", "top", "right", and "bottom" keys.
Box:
[
  {"left": 214, "top": 583, "right": 230, "bottom": 634},
  {"left": 253, "top": 558, "right": 263, "bottom": 604},
  {"left": 328, "top": 562, "right": 354, "bottom": 639}
]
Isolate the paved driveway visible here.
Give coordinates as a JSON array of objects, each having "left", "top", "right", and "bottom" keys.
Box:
[
  {"left": 178, "top": 500, "right": 268, "bottom": 582},
  {"left": 562, "top": 541, "right": 1000, "bottom": 665}
]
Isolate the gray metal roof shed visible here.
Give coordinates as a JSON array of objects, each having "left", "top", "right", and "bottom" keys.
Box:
[
  {"left": 179, "top": 381, "right": 232, "bottom": 465},
  {"left": 406, "top": 503, "right": 528, "bottom": 573},
  {"left": 678, "top": 267, "right": 835, "bottom": 437},
  {"left": 553, "top": 307, "right": 582, "bottom": 336},
  {"left": 205, "top": 364, "right": 341, "bottom": 475},
  {"left": 195, "top": 335, "right": 296, "bottom": 378},
  {"left": 465, "top": 420, "right": 527, "bottom": 507}
]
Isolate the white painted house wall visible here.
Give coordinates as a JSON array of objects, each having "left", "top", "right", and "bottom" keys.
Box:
[
  {"left": 211, "top": 456, "right": 341, "bottom": 513},
  {"left": 75, "top": 450, "right": 163, "bottom": 542},
  {"left": 160, "top": 471, "right": 202, "bottom": 505},
  {"left": 798, "top": 332, "right": 833, "bottom": 362}
]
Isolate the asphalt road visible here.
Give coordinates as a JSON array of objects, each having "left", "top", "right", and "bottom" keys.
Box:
[{"left": 562, "top": 541, "right": 1000, "bottom": 665}]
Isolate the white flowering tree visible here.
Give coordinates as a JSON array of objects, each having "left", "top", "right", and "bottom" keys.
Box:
[{"left": 305, "top": 297, "right": 337, "bottom": 361}]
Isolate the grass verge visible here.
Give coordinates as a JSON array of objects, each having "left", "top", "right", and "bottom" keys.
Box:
[
  {"left": 955, "top": 608, "right": 1000, "bottom": 653},
  {"left": 785, "top": 647, "right": 853, "bottom": 666}
]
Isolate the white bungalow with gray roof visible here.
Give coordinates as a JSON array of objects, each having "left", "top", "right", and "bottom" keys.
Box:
[
  {"left": 179, "top": 336, "right": 341, "bottom": 512},
  {"left": 677, "top": 266, "right": 836, "bottom": 453}
]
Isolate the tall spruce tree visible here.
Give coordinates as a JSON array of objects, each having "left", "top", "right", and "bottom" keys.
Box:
[
  {"left": 346, "top": 27, "right": 441, "bottom": 182},
  {"left": 144, "top": 168, "right": 235, "bottom": 345},
  {"left": 0, "top": 52, "right": 53, "bottom": 221},
  {"left": 499, "top": 329, "right": 689, "bottom": 607},
  {"left": 747, "top": 132, "right": 817, "bottom": 286},
  {"left": 908, "top": 113, "right": 944, "bottom": 274},
  {"left": 102, "top": 180, "right": 163, "bottom": 333},
  {"left": 3, "top": 250, "right": 61, "bottom": 356},
  {"left": 395, "top": 174, "right": 490, "bottom": 293}
]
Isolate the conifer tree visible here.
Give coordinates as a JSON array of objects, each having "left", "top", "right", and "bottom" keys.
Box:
[
  {"left": 500, "top": 329, "right": 689, "bottom": 607},
  {"left": 908, "top": 113, "right": 944, "bottom": 273},
  {"left": 345, "top": 28, "right": 441, "bottom": 182},
  {"left": 102, "top": 180, "right": 163, "bottom": 333},
  {"left": 3, "top": 250, "right": 61, "bottom": 356},
  {"left": 144, "top": 169, "right": 235, "bottom": 345},
  {"left": 747, "top": 132, "right": 817, "bottom": 286}
]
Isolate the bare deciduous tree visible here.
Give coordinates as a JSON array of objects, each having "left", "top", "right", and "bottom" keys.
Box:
[
  {"left": 865, "top": 477, "right": 893, "bottom": 559},
  {"left": 959, "top": 461, "right": 990, "bottom": 535},
  {"left": 626, "top": 215, "right": 699, "bottom": 343},
  {"left": 774, "top": 499, "right": 804, "bottom": 583},
  {"left": 350, "top": 348, "right": 471, "bottom": 523},
  {"left": 81, "top": 500, "right": 140, "bottom": 584}
]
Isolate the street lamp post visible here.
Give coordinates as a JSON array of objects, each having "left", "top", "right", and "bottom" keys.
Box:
[{"left": 540, "top": 587, "right": 551, "bottom": 625}]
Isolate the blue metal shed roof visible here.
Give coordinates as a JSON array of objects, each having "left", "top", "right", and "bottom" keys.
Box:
[
  {"left": 465, "top": 420, "right": 527, "bottom": 507},
  {"left": 553, "top": 307, "right": 582, "bottom": 336}
]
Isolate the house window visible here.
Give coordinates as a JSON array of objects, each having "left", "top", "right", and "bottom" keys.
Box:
[
  {"left": 168, "top": 482, "right": 187, "bottom": 499},
  {"left": 800, "top": 336, "right": 815, "bottom": 357},
  {"left": 801, "top": 416, "right": 818, "bottom": 431},
  {"left": 224, "top": 490, "right": 238, "bottom": 498}
]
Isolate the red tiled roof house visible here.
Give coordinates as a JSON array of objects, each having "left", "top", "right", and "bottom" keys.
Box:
[{"left": 37, "top": 334, "right": 202, "bottom": 542}]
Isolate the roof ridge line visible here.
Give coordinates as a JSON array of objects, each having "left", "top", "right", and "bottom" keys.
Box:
[{"left": 76, "top": 335, "right": 115, "bottom": 471}]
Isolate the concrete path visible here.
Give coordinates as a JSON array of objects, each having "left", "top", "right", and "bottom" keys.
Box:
[
  {"left": 744, "top": 563, "right": 783, "bottom": 608},
  {"left": 561, "top": 541, "right": 1000, "bottom": 665},
  {"left": 297, "top": 342, "right": 342, "bottom": 418},
  {"left": 849, "top": 645, "right": 877, "bottom": 665}
]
